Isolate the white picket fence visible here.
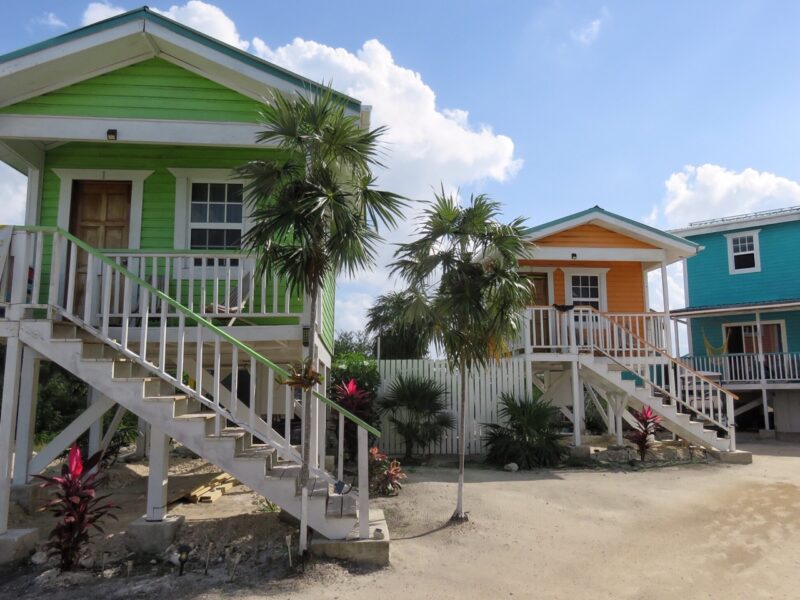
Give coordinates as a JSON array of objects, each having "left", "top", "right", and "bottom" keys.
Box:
[{"left": 376, "top": 357, "right": 532, "bottom": 456}]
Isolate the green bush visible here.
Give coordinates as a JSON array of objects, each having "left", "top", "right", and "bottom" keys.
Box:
[
  {"left": 330, "top": 352, "right": 380, "bottom": 398},
  {"left": 483, "top": 393, "right": 566, "bottom": 469},
  {"left": 378, "top": 374, "right": 454, "bottom": 460}
]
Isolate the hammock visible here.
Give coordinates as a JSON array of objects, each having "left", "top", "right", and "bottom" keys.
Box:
[{"left": 702, "top": 329, "right": 730, "bottom": 356}]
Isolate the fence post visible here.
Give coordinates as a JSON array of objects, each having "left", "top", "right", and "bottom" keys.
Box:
[
  {"left": 726, "top": 393, "right": 736, "bottom": 452},
  {"left": 358, "top": 427, "right": 370, "bottom": 539}
]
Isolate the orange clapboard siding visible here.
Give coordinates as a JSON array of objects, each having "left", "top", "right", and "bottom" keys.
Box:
[
  {"left": 520, "top": 260, "right": 646, "bottom": 313},
  {"left": 535, "top": 223, "right": 656, "bottom": 249}
]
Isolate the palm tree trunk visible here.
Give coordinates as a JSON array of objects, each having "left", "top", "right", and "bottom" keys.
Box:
[
  {"left": 300, "top": 283, "right": 319, "bottom": 487},
  {"left": 452, "top": 358, "right": 468, "bottom": 522}
]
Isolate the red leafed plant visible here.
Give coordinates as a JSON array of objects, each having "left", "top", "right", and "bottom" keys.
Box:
[
  {"left": 334, "top": 379, "right": 374, "bottom": 456},
  {"left": 368, "top": 446, "right": 407, "bottom": 496},
  {"left": 34, "top": 443, "right": 119, "bottom": 571},
  {"left": 627, "top": 406, "right": 662, "bottom": 462}
]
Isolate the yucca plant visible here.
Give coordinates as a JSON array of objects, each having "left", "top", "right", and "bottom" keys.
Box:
[
  {"left": 483, "top": 393, "right": 566, "bottom": 469},
  {"left": 378, "top": 374, "right": 454, "bottom": 460},
  {"left": 35, "top": 443, "right": 118, "bottom": 571},
  {"left": 628, "top": 406, "right": 662, "bottom": 461}
]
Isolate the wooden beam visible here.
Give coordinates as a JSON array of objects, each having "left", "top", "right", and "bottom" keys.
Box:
[{"left": 28, "top": 395, "right": 114, "bottom": 476}]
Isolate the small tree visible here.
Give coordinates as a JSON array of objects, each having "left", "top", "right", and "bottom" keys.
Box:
[
  {"left": 35, "top": 444, "right": 118, "bottom": 571},
  {"left": 237, "top": 88, "right": 405, "bottom": 489},
  {"left": 379, "top": 374, "right": 454, "bottom": 460},
  {"left": 391, "top": 189, "right": 534, "bottom": 521}
]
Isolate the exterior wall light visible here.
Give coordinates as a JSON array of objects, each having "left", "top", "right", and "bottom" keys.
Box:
[
  {"left": 571, "top": 253, "right": 578, "bottom": 260},
  {"left": 106, "top": 129, "right": 118, "bottom": 141}
]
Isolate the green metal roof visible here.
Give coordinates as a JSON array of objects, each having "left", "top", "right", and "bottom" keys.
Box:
[
  {"left": 523, "top": 205, "right": 699, "bottom": 249},
  {"left": 0, "top": 6, "right": 361, "bottom": 113}
]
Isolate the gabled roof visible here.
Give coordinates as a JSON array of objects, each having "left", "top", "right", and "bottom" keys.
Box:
[
  {"left": 524, "top": 206, "right": 700, "bottom": 260},
  {"left": 0, "top": 6, "right": 360, "bottom": 113}
]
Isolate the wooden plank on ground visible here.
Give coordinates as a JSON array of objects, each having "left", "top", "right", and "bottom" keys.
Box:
[{"left": 184, "top": 473, "right": 239, "bottom": 503}]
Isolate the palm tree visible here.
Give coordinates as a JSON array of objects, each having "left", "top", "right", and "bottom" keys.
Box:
[
  {"left": 391, "top": 189, "right": 534, "bottom": 521},
  {"left": 236, "top": 87, "right": 405, "bottom": 492},
  {"left": 366, "top": 291, "right": 429, "bottom": 359}
]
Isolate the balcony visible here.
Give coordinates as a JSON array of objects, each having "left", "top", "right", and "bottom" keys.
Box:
[{"left": 684, "top": 353, "right": 800, "bottom": 385}]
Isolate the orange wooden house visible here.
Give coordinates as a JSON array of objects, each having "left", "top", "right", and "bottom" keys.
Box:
[{"left": 510, "top": 207, "right": 743, "bottom": 457}]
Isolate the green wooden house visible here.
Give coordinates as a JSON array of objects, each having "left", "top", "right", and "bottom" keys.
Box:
[{"left": 0, "top": 8, "right": 384, "bottom": 563}]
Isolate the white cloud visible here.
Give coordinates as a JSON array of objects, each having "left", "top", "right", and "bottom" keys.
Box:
[
  {"left": 0, "top": 165, "right": 27, "bottom": 225},
  {"left": 151, "top": 1, "right": 250, "bottom": 50},
  {"left": 36, "top": 12, "right": 67, "bottom": 28},
  {"left": 657, "top": 164, "right": 800, "bottom": 227},
  {"left": 571, "top": 9, "right": 609, "bottom": 45},
  {"left": 82, "top": 2, "right": 126, "bottom": 26},
  {"left": 334, "top": 291, "right": 375, "bottom": 334}
]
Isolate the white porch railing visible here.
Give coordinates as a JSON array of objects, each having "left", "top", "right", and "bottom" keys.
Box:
[
  {"left": 2, "top": 226, "right": 374, "bottom": 540},
  {"left": 514, "top": 307, "right": 668, "bottom": 353},
  {"left": 100, "top": 250, "right": 304, "bottom": 320},
  {"left": 686, "top": 352, "right": 800, "bottom": 384}
]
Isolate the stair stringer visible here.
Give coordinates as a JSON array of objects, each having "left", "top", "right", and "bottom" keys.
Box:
[
  {"left": 19, "top": 320, "right": 357, "bottom": 540},
  {"left": 578, "top": 354, "right": 731, "bottom": 452}
]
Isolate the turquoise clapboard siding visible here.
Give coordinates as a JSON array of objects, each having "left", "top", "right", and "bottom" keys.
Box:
[
  {"left": 690, "top": 311, "right": 800, "bottom": 356},
  {"left": 0, "top": 58, "right": 264, "bottom": 123},
  {"left": 38, "top": 142, "right": 313, "bottom": 323},
  {"left": 684, "top": 219, "right": 800, "bottom": 308}
]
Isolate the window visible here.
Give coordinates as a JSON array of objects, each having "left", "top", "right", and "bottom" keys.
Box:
[
  {"left": 189, "top": 182, "right": 243, "bottom": 266},
  {"left": 570, "top": 274, "right": 600, "bottom": 309},
  {"left": 726, "top": 230, "right": 760, "bottom": 274}
]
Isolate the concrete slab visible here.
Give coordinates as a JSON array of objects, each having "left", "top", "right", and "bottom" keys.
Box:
[
  {"left": 126, "top": 514, "right": 185, "bottom": 555},
  {"left": 11, "top": 483, "right": 50, "bottom": 514},
  {"left": 310, "top": 509, "right": 390, "bottom": 567},
  {"left": 758, "top": 429, "right": 777, "bottom": 440},
  {"left": 0, "top": 528, "right": 38, "bottom": 565},
  {"left": 713, "top": 450, "right": 754, "bottom": 465}
]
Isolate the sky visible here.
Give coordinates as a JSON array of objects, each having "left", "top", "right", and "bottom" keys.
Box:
[{"left": 3, "top": 1, "right": 800, "bottom": 332}]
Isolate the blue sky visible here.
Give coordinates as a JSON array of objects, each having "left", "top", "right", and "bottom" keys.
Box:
[{"left": 3, "top": 1, "right": 800, "bottom": 330}]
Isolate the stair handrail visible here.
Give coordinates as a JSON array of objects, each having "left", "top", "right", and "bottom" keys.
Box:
[
  {"left": 584, "top": 306, "right": 738, "bottom": 400},
  {"left": 581, "top": 307, "right": 736, "bottom": 448},
  {"left": 16, "top": 225, "right": 380, "bottom": 438}
]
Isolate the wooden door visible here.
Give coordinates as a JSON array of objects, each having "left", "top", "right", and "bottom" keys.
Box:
[{"left": 68, "top": 181, "right": 132, "bottom": 312}]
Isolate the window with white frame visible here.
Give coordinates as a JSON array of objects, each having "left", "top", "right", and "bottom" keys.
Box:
[
  {"left": 727, "top": 230, "right": 760, "bottom": 273},
  {"left": 189, "top": 182, "right": 243, "bottom": 266},
  {"left": 570, "top": 274, "right": 601, "bottom": 309}
]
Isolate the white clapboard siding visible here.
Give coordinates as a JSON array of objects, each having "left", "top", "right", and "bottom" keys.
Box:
[{"left": 377, "top": 357, "right": 532, "bottom": 456}]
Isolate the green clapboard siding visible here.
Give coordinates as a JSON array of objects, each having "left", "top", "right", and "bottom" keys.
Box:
[
  {"left": 321, "top": 272, "right": 335, "bottom": 352},
  {"left": 37, "top": 142, "right": 312, "bottom": 321},
  {"left": 0, "top": 58, "right": 264, "bottom": 122}
]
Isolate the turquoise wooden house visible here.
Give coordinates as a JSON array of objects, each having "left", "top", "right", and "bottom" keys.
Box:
[
  {"left": 0, "top": 8, "right": 385, "bottom": 564},
  {"left": 671, "top": 206, "right": 800, "bottom": 441}
]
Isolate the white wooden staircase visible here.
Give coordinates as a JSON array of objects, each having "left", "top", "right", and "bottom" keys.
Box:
[
  {"left": 520, "top": 307, "right": 739, "bottom": 453},
  {"left": 3, "top": 227, "right": 376, "bottom": 543}
]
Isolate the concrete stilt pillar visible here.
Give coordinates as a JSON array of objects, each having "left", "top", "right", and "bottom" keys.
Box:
[
  {"left": 571, "top": 361, "right": 582, "bottom": 447},
  {"left": 146, "top": 427, "right": 169, "bottom": 522},
  {"left": 134, "top": 417, "right": 149, "bottom": 459},
  {"left": 12, "top": 348, "right": 40, "bottom": 485},
  {"left": 0, "top": 338, "right": 23, "bottom": 534},
  {"left": 88, "top": 388, "right": 103, "bottom": 457}
]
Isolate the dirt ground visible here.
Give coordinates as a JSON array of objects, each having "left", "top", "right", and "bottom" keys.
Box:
[{"left": 2, "top": 441, "right": 800, "bottom": 600}]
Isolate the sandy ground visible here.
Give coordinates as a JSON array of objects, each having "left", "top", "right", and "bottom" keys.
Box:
[{"left": 3, "top": 441, "right": 800, "bottom": 600}]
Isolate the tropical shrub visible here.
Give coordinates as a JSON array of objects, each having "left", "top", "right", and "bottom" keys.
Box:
[
  {"left": 627, "top": 406, "right": 662, "bottom": 461},
  {"left": 378, "top": 374, "right": 454, "bottom": 460},
  {"left": 35, "top": 444, "right": 119, "bottom": 571},
  {"left": 483, "top": 393, "right": 566, "bottom": 469},
  {"left": 333, "top": 378, "right": 374, "bottom": 456},
  {"left": 368, "top": 447, "right": 406, "bottom": 496},
  {"left": 330, "top": 352, "right": 380, "bottom": 398}
]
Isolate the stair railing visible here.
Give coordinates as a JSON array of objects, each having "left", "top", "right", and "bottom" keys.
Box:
[
  {"left": 8, "top": 226, "right": 376, "bottom": 539},
  {"left": 574, "top": 306, "right": 738, "bottom": 451}
]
